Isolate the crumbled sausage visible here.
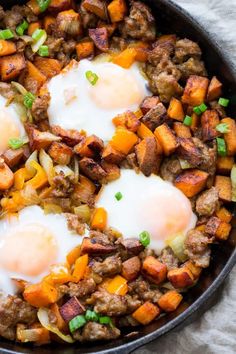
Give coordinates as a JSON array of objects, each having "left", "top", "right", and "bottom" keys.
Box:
[
  {"left": 184, "top": 229, "right": 212, "bottom": 268},
  {"left": 196, "top": 187, "right": 219, "bottom": 216}
]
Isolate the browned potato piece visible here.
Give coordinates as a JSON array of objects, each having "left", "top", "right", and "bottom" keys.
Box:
[
  {"left": 79, "top": 157, "right": 107, "bottom": 181},
  {"left": 56, "top": 9, "right": 82, "bottom": 36},
  {"left": 2, "top": 148, "right": 24, "bottom": 168},
  {"left": 74, "top": 135, "right": 104, "bottom": 158},
  {"left": 173, "top": 122, "right": 192, "bottom": 138},
  {"left": 142, "top": 256, "right": 167, "bottom": 285},
  {"left": 81, "top": 237, "right": 116, "bottom": 255},
  {"left": 122, "top": 256, "right": 141, "bottom": 281},
  {"left": 83, "top": 0, "right": 107, "bottom": 20},
  {"left": 176, "top": 138, "right": 202, "bottom": 166},
  {"left": 1, "top": 54, "right": 26, "bottom": 81},
  {"left": 48, "top": 142, "right": 73, "bottom": 165},
  {"left": 0, "top": 162, "right": 14, "bottom": 190},
  {"left": 221, "top": 117, "right": 236, "bottom": 156},
  {"left": 206, "top": 76, "right": 222, "bottom": 102},
  {"left": 167, "top": 97, "right": 185, "bottom": 121},
  {"left": 182, "top": 75, "right": 209, "bottom": 106},
  {"left": 48, "top": 0, "right": 72, "bottom": 13},
  {"left": 108, "top": 0, "right": 127, "bottom": 23},
  {"left": 102, "top": 144, "right": 125, "bottom": 164},
  {"left": 135, "top": 137, "right": 160, "bottom": 176},
  {"left": 167, "top": 268, "right": 194, "bottom": 288},
  {"left": 25, "top": 124, "right": 61, "bottom": 151},
  {"left": 51, "top": 125, "right": 84, "bottom": 147},
  {"left": 201, "top": 110, "right": 220, "bottom": 141},
  {"left": 154, "top": 123, "right": 178, "bottom": 156},
  {"left": 174, "top": 169, "right": 209, "bottom": 197},
  {"left": 205, "top": 216, "right": 231, "bottom": 240},
  {"left": 89, "top": 27, "right": 109, "bottom": 51},
  {"left": 140, "top": 96, "right": 160, "bottom": 115},
  {"left": 184, "top": 261, "right": 202, "bottom": 279},
  {"left": 101, "top": 161, "right": 120, "bottom": 182},
  {"left": 112, "top": 111, "right": 140, "bottom": 133},
  {"left": 216, "top": 156, "right": 234, "bottom": 175},
  {"left": 214, "top": 175, "right": 232, "bottom": 202}
]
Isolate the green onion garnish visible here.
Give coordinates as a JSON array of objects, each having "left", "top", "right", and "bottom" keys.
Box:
[
  {"left": 23, "top": 92, "right": 36, "bottom": 109},
  {"left": 0, "top": 29, "right": 14, "bottom": 40},
  {"left": 37, "top": 0, "right": 51, "bottom": 13},
  {"left": 193, "top": 103, "right": 207, "bottom": 115},
  {"left": 216, "top": 137, "right": 227, "bottom": 156},
  {"left": 139, "top": 231, "right": 150, "bottom": 247},
  {"left": 69, "top": 315, "right": 86, "bottom": 333},
  {"left": 218, "top": 97, "right": 229, "bottom": 107},
  {"left": 8, "top": 138, "right": 26, "bottom": 150},
  {"left": 85, "top": 70, "right": 98, "bottom": 86},
  {"left": 85, "top": 310, "right": 99, "bottom": 322},
  {"left": 38, "top": 45, "right": 49, "bottom": 57},
  {"left": 99, "top": 316, "right": 112, "bottom": 325},
  {"left": 32, "top": 28, "right": 45, "bottom": 41},
  {"left": 16, "top": 20, "right": 29, "bottom": 36},
  {"left": 115, "top": 192, "right": 122, "bottom": 201},
  {"left": 183, "top": 115, "right": 192, "bottom": 126},
  {"left": 216, "top": 123, "right": 230, "bottom": 134}
]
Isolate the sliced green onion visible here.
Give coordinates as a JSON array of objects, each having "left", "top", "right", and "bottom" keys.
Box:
[
  {"left": 85, "top": 310, "right": 99, "bottom": 322},
  {"left": 230, "top": 164, "right": 236, "bottom": 202},
  {"left": 31, "top": 29, "right": 47, "bottom": 53},
  {"left": 32, "top": 28, "right": 45, "bottom": 41},
  {"left": 37, "top": 0, "right": 51, "bottom": 13},
  {"left": 183, "top": 115, "right": 192, "bottom": 126},
  {"left": 38, "top": 45, "right": 49, "bottom": 57},
  {"left": 216, "top": 123, "right": 230, "bottom": 134},
  {"left": 8, "top": 137, "right": 26, "bottom": 150},
  {"left": 69, "top": 315, "right": 86, "bottom": 333},
  {"left": 193, "top": 103, "right": 207, "bottom": 115},
  {"left": 216, "top": 137, "right": 227, "bottom": 156},
  {"left": 218, "top": 97, "right": 229, "bottom": 107},
  {"left": 16, "top": 20, "right": 29, "bottom": 36},
  {"left": 23, "top": 92, "right": 36, "bottom": 109},
  {"left": 99, "top": 316, "right": 112, "bottom": 325},
  {"left": 0, "top": 29, "right": 14, "bottom": 40},
  {"left": 139, "top": 231, "right": 150, "bottom": 247},
  {"left": 85, "top": 70, "right": 99, "bottom": 86},
  {"left": 115, "top": 191, "right": 122, "bottom": 201}
]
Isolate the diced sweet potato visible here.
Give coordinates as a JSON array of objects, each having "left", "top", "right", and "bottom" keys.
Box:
[
  {"left": 2, "top": 148, "right": 24, "bottom": 168},
  {"left": 89, "top": 27, "right": 109, "bottom": 52},
  {"left": 72, "top": 175, "right": 96, "bottom": 204},
  {"left": 79, "top": 157, "right": 107, "bottom": 181},
  {"left": 135, "top": 137, "right": 160, "bottom": 176},
  {"left": 59, "top": 296, "right": 85, "bottom": 323},
  {"left": 205, "top": 216, "right": 221, "bottom": 235},
  {"left": 56, "top": 9, "right": 82, "bottom": 36},
  {"left": 120, "top": 238, "right": 144, "bottom": 255},
  {"left": 158, "top": 290, "right": 183, "bottom": 312},
  {"left": 74, "top": 135, "right": 104, "bottom": 157},
  {"left": 190, "top": 112, "right": 199, "bottom": 132},
  {"left": 214, "top": 175, "right": 232, "bottom": 202},
  {"left": 76, "top": 40, "right": 94, "bottom": 60},
  {"left": 205, "top": 216, "right": 231, "bottom": 240},
  {"left": 167, "top": 268, "right": 194, "bottom": 288},
  {"left": 34, "top": 57, "right": 61, "bottom": 79},
  {"left": 112, "top": 48, "right": 137, "bottom": 69},
  {"left": 0, "top": 54, "right": 26, "bottom": 81},
  {"left": 101, "top": 161, "right": 120, "bottom": 182},
  {"left": 201, "top": 110, "right": 220, "bottom": 141},
  {"left": 0, "top": 40, "right": 16, "bottom": 57},
  {"left": 216, "top": 207, "right": 232, "bottom": 223},
  {"left": 0, "top": 162, "right": 14, "bottom": 191},
  {"left": 132, "top": 301, "right": 160, "bottom": 325},
  {"left": 83, "top": 0, "right": 107, "bottom": 19},
  {"left": 51, "top": 125, "right": 84, "bottom": 147},
  {"left": 142, "top": 103, "right": 167, "bottom": 131},
  {"left": 22, "top": 61, "right": 47, "bottom": 94},
  {"left": 140, "top": 96, "right": 160, "bottom": 115},
  {"left": 221, "top": 117, "right": 236, "bottom": 156},
  {"left": 206, "top": 76, "right": 222, "bottom": 102},
  {"left": 43, "top": 15, "right": 56, "bottom": 34},
  {"left": 167, "top": 97, "right": 185, "bottom": 121},
  {"left": 142, "top": 256, "right": 167, "bottom": 284},
  {"left": 112, "top": 111, "right": 140, "bottom": 133},
  {"left": 25, "top": 124, "right": 61, "bottom": 151},
  {"left": 182, "top": 75, "right": 209, "bottom": 106},
  {"left": 48, "top": 0, "right": 72, "bottom": 13},
  {"left": 27, "top": 0, "right": 41, "bottom": 15},
  {"left": 23, "top": 281, "right": 57, "bottom": 307},
  {"left": 137, "top": 123, "right": 155, "bottom": 139},
  {"left": 173, "top": 122, "right": 192, "bottom": 138},
  {"left": 97, "top": 21, "right": 117, "bottom": 37},
  {"left": 215, "top": 221, "right": 232, "bottom": 240},
  {"left": 48, "top": 142, "right": 73, "bottom": 165},
  {"left": 102, "top": 144, "right": 125, "bottom": 164},
  {"left": 122, "top": 256, "right": 141, "bottom": 281},
  {"left": 216, "top": 156, "right": 234, "bottom": 175},
  {"left": 154, "top": 123, "right": 178, "bottom": 156},
  {"left": 176, "top": 138, "right": 202, "bottom": 166},
  {"left": 174, "top": 169, "right": 209, "bottom": 197},
  {"left": 80, "top": 237, "right": 116, "bottom": 255},
  {"left": 28, "top": 21, "right": 41, "bottom": 36},
  {"left": 184, "top": 260, "right": 202, "bottom": 279},
  {"left": 110, "top": 127, "right": 138, "bottom": 155},
  {"left": 108, "top": 0, "right": 127, "bottom": 22}
]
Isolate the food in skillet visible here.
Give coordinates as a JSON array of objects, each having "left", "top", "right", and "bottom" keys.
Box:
[{"left": 0, "top": 0, "right": 235, "bottom": 345}]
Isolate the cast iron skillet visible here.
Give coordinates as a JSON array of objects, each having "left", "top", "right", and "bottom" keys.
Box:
[{"left": 0, "top": 0, "right": 236, "bottom": 353}]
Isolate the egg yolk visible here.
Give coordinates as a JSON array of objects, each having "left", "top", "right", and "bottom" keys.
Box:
[
  {"left": 0, "top": 223, "right": 58, "bottom": 276},
  {"left": 89, "top": 67, "right": 144, "bottom": 110},
  {"left": 0, "top": 110, "right": 20, "bottom": 154}
]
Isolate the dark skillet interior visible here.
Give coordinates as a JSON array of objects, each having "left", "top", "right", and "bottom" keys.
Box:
[{"left": 0, "top": 0, "right": 236, "bottom": 353}]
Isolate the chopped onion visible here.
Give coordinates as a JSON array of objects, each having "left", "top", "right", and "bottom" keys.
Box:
[
  {"left": 231, "top": 164, "right": 236, "bottom": 202},
  {"left": 31, "top": 30, "right": 47, "bottom": 53},
  {"left": 11, "top": 81, "right": 28, "bottom": 96},
  {"left": 37, "top": 308, "right": 75, "bottom": 343},
  {"left": 166, "top": 233, "right": 188, "bottom": 262},
  {"left": 39, "top": 149, "right": 55, "bottom": 186},
  {"left": 14, "top": 102, "right": 28, "bottom": 123},
  {"left": 25, "top": 151, "right": 38, "bottom": 176},
  {"left": 21, "top": 185, "right": 40, "bottom": 206},
  {"left": 44, "top": 203, "right": 62, "bottom": 214},
  {"left": 178, "top": 158, "right": 193, "bottom": 170},
  {"left": 74, "top": 204, "right": 91, "bottom": 223},
  {"left": 54, "top": 165, "right": 74, "bottom": 178},
  {"left": 93, "top": 53, "right": 112, "bottom": 63},
  {"left": 20, "top": 35, "right": 33, "bottom": 44}
]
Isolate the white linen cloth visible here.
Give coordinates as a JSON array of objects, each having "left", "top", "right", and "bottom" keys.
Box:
[{"left": 136, "top": 1, "right": 236, "bottom": 353}]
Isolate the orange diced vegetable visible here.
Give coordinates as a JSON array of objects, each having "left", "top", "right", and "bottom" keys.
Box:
[
  {"left": 167, "top": 268, "right": 194, "bottom": 288},
  {"left": 50, "top": 303, "right": 67, "bottom": 332},
  {"left": 56, "top": 10, "right": 81, "bottom": 36},
  {"left": 112, "top": 48, "right": 137, "bottom": 69},
  {"left": 216, "top": 207, "right": 232, "bottom": 223},
  {"left": 174, "top": 169, "right": 209, "bottom": 197},
  {"left": 216, "top": 221, "right": 232, "bottom": 240},
  {"left": 72, "top": 254, "right": 89, "bottom": 282},
  {"left": 34, "top": 57, "right": 61, "bottom": 79},
  {"left": 27, "top": 0, "right": 41, "bottom": 15},
  {"left": 154, "top": 123, "right": 178, "bottom": 156},
  {"left": 14, "top": 167, "right": 33, "bottom": 190},
  {"left": 173, "top": 122, "right": 192, "bottom": 138},
  {"left": 221, "top": 117, "right": 236, "bottom": 156},
  {"left": 83, "top": 0, "right": 107, "bottom": 20},
  {"left": 214, "top": 175, "right": 232, "bottom": 202},
  {"left": 24, "top": 61, "right": 47, "bottom": 93},
  {"left": 132, "top": 302, "right": 160, "bottom": 325},
  {"left": 106, "top": 275, "right": 128, "bottom": 296},
  {"left": 184, "top": 260, "right": 202, "bottom": 279},
  {"left": 216, "top": 156, "right": 234, "bottom": 175},
  {"left": 43, "top": 15, "right": 56, "bottom": 34},
  {"left": 182, "top": 75, "right": 209, "bottom": 106},
  {"left": 16, "top": 324, "right": 50, "bottom": 344},
  {"left": 97, "top": 21, "right": 117, "bottom": 37},
  {"left": 142, "top": 256, "right": 167, "bottom": 284},
  {"left": 23, "top": 281, "right": 58, "bottom": 307},
  {"left": 80, "top": 237, "right": 116, "bottom": 255},
  {"left": 0, "top": 162, "right": 14, "bottom": 191},
  {"left": 76, "top": 41, "right": 94, "bottom": 60},
  {"left": 49, "top": 0, "right": 72, "bottom": 13},
  {"left": 25, "top": 161, "right": 48, "bottom": 190},
  {"left": 110, "top": 127, "right": 138, "bottom": 155},
  {"left": 158, "top": 290, "right": 183, "bottom": 312},
  {"left": 28, "top": 21, "right": 41, "bottom": 36},
  {"left": 201, "top": 110, "right": 220, "bottom": 141},
  {"left": 167, "top": 97, "right": 185, "bottom": 121},
  {"left": 102, "top": 144, "right": 125, "bottom": 164},
  {"left": 90, "top": 207, "right": 107, "bottom": 231},
  {"left": 73, "top": 175, "right": 96, "bottom": 204},
  {"left": 108, "top": 0, "right": 127, "bottom": 22},
  {"left": 112, "top": 111, "right": 140, "bottom": 132},
  {"left": 66, "top": 245, "right": 81, "bottom": 265},
  {"left": 137, "top": 122, "right": 155, "bottom": 139},
  {"left": 190, "top": 112, "right": 199, "bottom": 132},
  {"left": 206, "top": 76, "right": 222, "bottom": 102},
  {"left": 0, "top": 40, "right": 16, "bottom": 56},
  {"left": 1, "top": 54, "right": 26, "bottom": 81}
]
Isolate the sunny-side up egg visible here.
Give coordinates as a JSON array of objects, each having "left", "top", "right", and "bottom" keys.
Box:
[
  {"left": 96, "top": 169, "right": 197, "bottom": 254},
  {"left": 47, "top": 58, "right": 150, "bottom": 141},
  {"left": 0, "top": 205, "right": 85, "bottom": 294},
  {"left": 0, "top": 95, "right": 25, "bottom": 154}
]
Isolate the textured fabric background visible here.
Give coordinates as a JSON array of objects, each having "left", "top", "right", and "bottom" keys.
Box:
[{"left": 136, "top": 1, "right": 236, "bottom": 353}]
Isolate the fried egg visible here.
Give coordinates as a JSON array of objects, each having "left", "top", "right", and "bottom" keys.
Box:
[
  {"left": 47, "top": 59, "right": 150, "bottom": 141},
  {"left": 0, "top": 95, "right": 25, "bottom": 154},
  {"left": 0, "top": 205, "right": 85, "bottom": 294},
  {"left": 96, "top": 169, "right": 197, "bottom": 254}
]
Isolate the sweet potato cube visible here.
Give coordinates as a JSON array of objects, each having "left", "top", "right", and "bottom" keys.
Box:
[
  {"left": 56, "top": 9, "right": 81, "bottom": 36},
  {"left": 76, "top": 40, "right": 94, "bottom": 60},
  {"left": 167, "top": 268, "right": 194, "bottom": 288},
  {"left": 89, "top": 27, "right": 109, "bottom": 51},
  {"left": 43, "top": 15, "right": 56, "bottom": 34},
  {"left": 154, "top": 123, "right": 178, "bottom": 156},
  {"left": 122, "top": 256, "right": 141, "bottom": 281},
  {"left": 167, "top": 97, "right": 185, "bottom": 121},
  {"left": 221, "top": 118, "right": 236, "bottom": 156},
  {"left": 34, "top": 57, "right": 61, "bottom": 79},
  {"left": 216, "top": 156, "right": 234, "bottom": 175},
  {"left": 132, "top": 302, "right": 160, "bottom": 325},
  {"left": 190, "top": 112, "right": 199, "bottom": 132},
  {"left": 174, "top": 169, "right": 209, "bottom": 197},
  {"left": 48, "top": 0, "right": 72, "bottom": 13},
  {"left": 135, "top": 137, "right": 159, "bottom": 176},
  {"left": 112, "top": 111, "right": 140, "bottom": 133},
  {"left": 83, "top": 0, "right": 107, "bottom": 20},
  {"left": 140, "top": 96, "right": 160, "bottom": 115},
  {"left": 59, "top": 296, "right": 85, "bottom": 322},
  {"left": 177, "top": 138, "right": 202, "bottom": 166},
  {"left": 22, "top": 61, "right": 47, "bottom": 94},
  {"left": 101, "top": 161, "right": 120, "bottom": 182},
  {"left": 25, "top": 124, "right": 61, "bottom": 151},
  {"left": 112, "top": 48, "right": 137, "bottom": 69},
  {"left": 173, "top": 122, "right": 192, "bottom": 138},
  {"left": 201, "top": 110, "right": 220, "bottom": 141},
  {"left": 108, "top": 0, "right": 127, "bottom": 22},
  {"left": 137, "top": 123, "right": 155, "bottom": 139},
  {"left": 214, "top": 175, "right": 232, "bottom": 202},
  {"left": 0, "top": 162, "right": 14, "bottom": 191},
  {"left": 1, "top": 54, "right": 26, "bottom": 81},
  {"left": 142, "top": 256, "right": 167, "bottom": 284},
  {"left": 158, "top": 290, "right": 183, "bottom": 312},
  {"left": 48, "top": 141, "right": 73, "bottom": 165},
  {"left": 216, "top": 207, "right": 232, "bottom": 223},
  {"left": 2, "top": 148, "right": 24, "bottom": 168},
  {"left": 23, "top": 281, "right": 58, "bottom": 307},
  {"left": 80, "top": 237, "right": 116, "bottom": 255},
  {"left": 0, "top": 40, "right": 16, "bottom": 56},
  {"left": 184, "top": 260, "right": 202, "bottom": 279},
  {"left": 206, "top": 76, "right": 222, "bottom": 102},
  {"left": 205, "top": 216, "right": 231, "bottom": 240},
  {"left": 182, "top": 75, "right": 209, "bottom": 106},
  {"left": 110, "top": 127, "right": 138, "bottom": 155},
  {"left": 102, "top": 144, "right": 125, "bottom": 164}
]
